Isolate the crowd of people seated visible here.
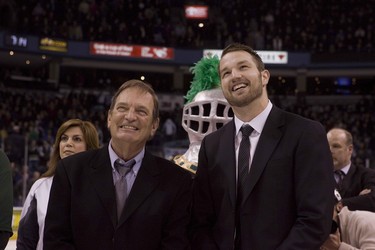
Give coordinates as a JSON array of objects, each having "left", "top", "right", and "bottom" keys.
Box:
[{"left": 2, "top": 0, "right": 373, "bottom": 53}]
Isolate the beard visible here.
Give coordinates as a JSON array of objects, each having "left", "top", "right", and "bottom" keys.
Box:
[{"left": 225, "top": 75, "right": 264, "bottom": 108}]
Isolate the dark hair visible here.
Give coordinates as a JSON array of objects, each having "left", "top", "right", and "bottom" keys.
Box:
[
  {"left": 221, "top": 43, "right": 266, "bottom": 72},
  {"left": 42, "top": 119, "right": 99, "bottom": 177},
  {"left": 109, "top": 79, "right": 159, "bottom": 122}
]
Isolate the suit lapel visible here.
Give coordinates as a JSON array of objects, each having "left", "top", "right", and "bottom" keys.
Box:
[
  {"left": 340, "top": 164, "right": 355, "bottom": 196},
  {"left": 220, "top": 121, "right": 237, "bottom": 209},
  {"left": 242, "top": 107, "right": 284, "bottom": 205},
  {"left": 89, "top": 147, "right": 118, "bottom": 227},
  {"left": 118, "top": 152, "right": 160, "bottom": 226}
]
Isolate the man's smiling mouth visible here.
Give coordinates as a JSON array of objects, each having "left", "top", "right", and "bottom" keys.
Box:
[
  {"left": 233, "top": 83, "right": 247, "bottom": 91},
  {"left": 119, "top": 125, "right": 137, "bottom": 130}
]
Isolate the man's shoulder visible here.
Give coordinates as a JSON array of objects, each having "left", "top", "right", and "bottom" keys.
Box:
[
  {"left": 205, "top": 120, "right": 233, "bottom": 140},
  {"left": 275, "top": 106, "right": 321, "bottom": 125},
  {"left": 351, "top": 164, "right": 375, "bottom": 177},
  {"left": 64, "top": 147, "right": 105, "bottom": 162},
  {"left": 270, "top": 106, "right": 326, "bottom": 136},
  {"left": 59, "top": 147, "right": 107, "bottom": 172},
  {"left": 149, "top": 153, "right": 192, "bottom": 179}
]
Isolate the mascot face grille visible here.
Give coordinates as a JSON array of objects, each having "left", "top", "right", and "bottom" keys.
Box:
[{"left": 182, "top": 99, "right": 233, "bottom": 141}]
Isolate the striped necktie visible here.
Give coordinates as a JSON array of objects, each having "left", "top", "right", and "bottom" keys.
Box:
[{"left": 114, "top": 159, "right": 135, "bottom": 221}]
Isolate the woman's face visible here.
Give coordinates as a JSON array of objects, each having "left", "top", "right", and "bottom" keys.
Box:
[{"left": 59, "top": 126, "right": 87, "bottom": 159}]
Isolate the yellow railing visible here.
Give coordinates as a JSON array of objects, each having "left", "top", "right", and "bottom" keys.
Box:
[{"left": 10, "top": 207, "right": 22, "bottom": 240}]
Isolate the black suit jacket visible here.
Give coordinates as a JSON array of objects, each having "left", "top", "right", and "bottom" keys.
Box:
[
  {"left": 191, "top": 106, "right": 335, "bottom": 250},
  {"left": 340, "top": 163, "right": 375, "bottom": 211},
  {"left": 44, "top": 146, "right": 192, "bottom": 250}
]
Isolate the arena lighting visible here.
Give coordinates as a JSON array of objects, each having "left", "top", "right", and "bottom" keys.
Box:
[
  {"left": 336, "top": 76, "right": 351, "bottom": 86},
  {"left": 185, "top": 5, "right": 208, "bottom": 19}
]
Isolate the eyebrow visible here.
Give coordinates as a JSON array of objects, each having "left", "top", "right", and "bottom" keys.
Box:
[
  {"left": 221, "top": 59, "right": 252, "bottom": 70},
  {"left": 237, "top": 59, "right": 251, "bottom": 65},
  {"left": 116, "top": 101, "right": 151, "bottom": 112},
  {"left": 62, "top": 133, "right": 83, "bottom": 136}
]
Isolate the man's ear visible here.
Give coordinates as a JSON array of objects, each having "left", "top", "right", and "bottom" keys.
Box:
[
  {"left": 150, "top": 118, "right": 159, "bottom": 139},
  {"left": 107, "top": 109, "right": 112, "bottom": 129},
  {"left": 261, "top": 69, "right": 270, "bottom": 87}
]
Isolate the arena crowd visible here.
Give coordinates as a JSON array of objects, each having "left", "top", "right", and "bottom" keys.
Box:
[{"left": 1, "top": 0, "right": 373, "bottom": 53}]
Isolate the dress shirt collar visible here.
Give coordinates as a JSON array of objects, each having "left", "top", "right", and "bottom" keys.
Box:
[
  {"left": 337, "top": 162, "right": 351, "bottom": 175},
  {"left": 234, "top": 100, "right": 273, "bottom": 136},
  {"left": 108, "top": 140, "right": 144, "bottom": 175}
]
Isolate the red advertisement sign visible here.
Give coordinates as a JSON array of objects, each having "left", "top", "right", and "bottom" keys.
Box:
[{"left": 90, "top": 42, "right": 174, "bottom": 60}]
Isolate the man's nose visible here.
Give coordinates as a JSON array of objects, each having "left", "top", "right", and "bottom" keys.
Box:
[
  {"left": 125, "top": 109, "right": 136, "bottom": 120},
  {"left": 232, "top": 69, "right": 242, "bottom": 78}
]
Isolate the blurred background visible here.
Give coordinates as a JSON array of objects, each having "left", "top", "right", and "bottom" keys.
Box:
[{"left": 1, "top": 2, "right": 374, "bottom": 244}]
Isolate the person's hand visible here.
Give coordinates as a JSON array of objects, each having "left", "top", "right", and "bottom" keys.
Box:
[
  {"left": 359, "top": 188, "right": 371, "bottom": 195},
  {"left": 320, "top": 229, "right": 341, "bottom": 250},
  {"left": 336, "top": 201, "right": 343, "bottom": 212}
]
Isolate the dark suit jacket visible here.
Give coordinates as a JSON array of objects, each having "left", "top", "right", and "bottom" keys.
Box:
[
  {"left": 340, "top": 163, "right": 375, "bottom": 211},
  {"left": 0, "top": 150, "right": 13, "bottom": 250},
  {"left": 44, "top": 146, "right": 192, "bottom": 250},
  {"left": 191, "top": 106, "right": 335, "bottom": 250}
]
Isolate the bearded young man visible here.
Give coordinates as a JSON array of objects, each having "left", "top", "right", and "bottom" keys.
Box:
[{"left": 190, "top": 43, "right": 335, "bottom": 250}]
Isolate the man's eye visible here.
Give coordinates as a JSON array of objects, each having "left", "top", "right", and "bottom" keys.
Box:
[{"left": 137, "top": 110, "right": 147, "bottom": 116}]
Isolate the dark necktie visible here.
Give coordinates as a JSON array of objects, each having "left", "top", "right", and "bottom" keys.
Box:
[
  {"left": 238, "top": 125, "right": 254, "bottom": 195},
  {"left": 114, "top": 158, "right": 135, "bottom": 221},
  {"left": 334, "top": 170, "right": 345, "bottom": 191},
  {"left": 235, "top": 124, "right": 254, "bottom": 249}
]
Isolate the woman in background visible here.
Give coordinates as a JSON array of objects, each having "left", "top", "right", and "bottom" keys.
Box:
[{"left": 17, "top": 119, "right": 99, "bottom": 250}]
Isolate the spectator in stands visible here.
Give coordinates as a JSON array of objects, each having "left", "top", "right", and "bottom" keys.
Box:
[
  {"left": 161, "top": 117, "right": 177, "bottom": 141},
  {"left": 43, "top": 80, "right": 192, "bottom": 249},
  {"left": 0, "top": 150, "right": 13, "bottom": 250},
  {"left": 17, "top": 119, "right": 99, "bottom": 250},
  {"left": 27, "top": 139, "right": 44, "bottom": 174},
  {"left": 5, "top": 124, "right": 25, "bottom": 167},
  {"left": 327, "top": 128, "right": 375, "bottom": 212}
]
